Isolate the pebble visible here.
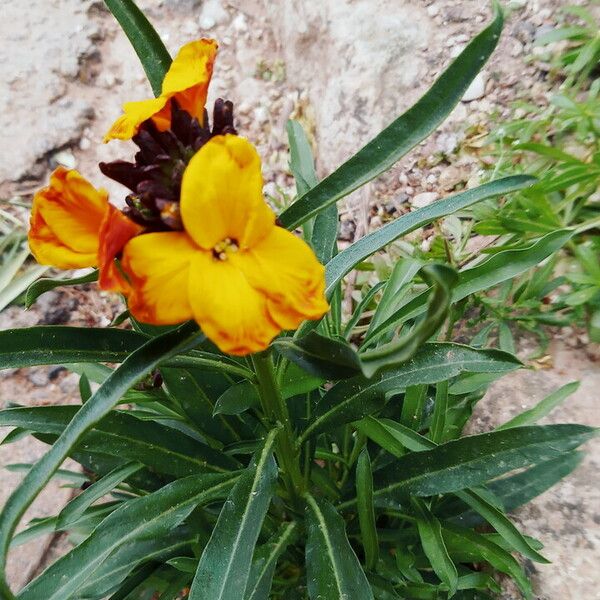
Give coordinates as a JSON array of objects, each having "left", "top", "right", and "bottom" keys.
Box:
[
  {"left": 199, "top": 0, "right": 229, "bottom": 29},
  {"left": 462, "top": 72, "right": 487, "bottom": 102},
  {"left": 51, "top": 150, "right": 76, "bottom": 169},
  {"left": 426, "top": 5, "right": 439, "bottom": 17},
  {"left": 411, "top": 192, "right": 439, "bottom": 208}
]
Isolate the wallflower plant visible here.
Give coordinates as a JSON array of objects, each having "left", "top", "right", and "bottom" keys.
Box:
[{"left": 0, "top": 1, "right": 595, "bottom": 599}]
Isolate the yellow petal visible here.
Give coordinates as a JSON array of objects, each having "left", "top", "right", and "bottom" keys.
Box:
[
  {"left": 233, "top": 227, "right": 329, "bottom": 330},
  {"left": 104, "top": 96, "right": 169, "bottom": 142},
  {"left": 121, "top": 232, "right": 195, "bottom": 324},
  {"left": 180, "top": 135, "right": 274, "bottom": 251},
  {"left": 188, "top": 251, "right": 280, "bottom": 355},
  {"left": 161, "top": 39, "right": 218, "bottom": 122},
  {"left": 28, "top": 168, "right": 108, "bottom": 269}
]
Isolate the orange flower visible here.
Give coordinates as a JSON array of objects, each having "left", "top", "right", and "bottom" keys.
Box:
[
  {"left": 28, "top": 167, "right": 142, "bottom": 288},
  {"left": 104, "top": 39, "right": 218, "bottom": 142},
  {"left": 121, "top": 135, "right": 329, "bottom": 355}
]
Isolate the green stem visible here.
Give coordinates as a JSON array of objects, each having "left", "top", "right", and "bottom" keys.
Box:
[
  {"left": 168, "top": 353, "right": 256, "bottom": 381},
  {"left": 251, "top": 352, "right": 305, "bottom": 509}
]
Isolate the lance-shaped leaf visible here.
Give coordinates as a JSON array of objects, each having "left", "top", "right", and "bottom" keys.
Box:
[
  {"left": 189, "top": 429, "right": 278, "bottom": 600},
  {"left": 0, "top": 326, "right": 147, "bottom": 369},
  {"left": 278, "top": 4, "right": 505, "bottom": 230},
  {"left": 305, "top": 493, "right": 374, "bottom": 600},
  {"left": 0, "top": 406, "right": 239, "bottom": 477},
  {"left": 18, "top": 473, "right": 237, "bottom": 600},
  {"left": 0, "top": 321, "right": 201, "bottom": 598},
  {"left": 56, "top": 461, "right": 143, "bottom": 530},
  {"left": 371, "top": 424, "right": 595, "bottom": 505},
  {"left": 25, "top": 270, "right": 98, "bottom": 308},
  {"left": 356, "top": 449, "right": 378, "bottom": 570},
  {"left": 213, "top": 381, "right": 260, "bottom": 416},
  {"left": 245, "top": 521, "right": 298, "bottom": 600},
  {"left": 104, "top": 0, "right": 172, "bottom": 96},
  {"left": 411, "top": 498, "right": 458, "bottom": 596},
  {"left": 324, "top": 175, "right": 534, "bottom": 298},
  {"left": 298, "top": 344, "right": 521, "bottom": 444}
]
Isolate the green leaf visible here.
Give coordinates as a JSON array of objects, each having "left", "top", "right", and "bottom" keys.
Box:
[
  {"left": 356, "top": 449, "right": 378, "bottom": 570},
  {"left": 245, "top": 521, "right": 298, "bottom": 600},
  {"left": 454, "top": 490, "right": 548, "bottom": 564},
  {"left": 287, "top": 120, "right": 318, "bottom": 196},
  {"left": 305, "top": 493, "right": 374, "bottom": 600},
  {"left": 482, "top": 452, "right": 583, "bottom": 515},
  {"left": 497, "top": 381, "right": 579, "bottom": 430},
  {"left": 359, "top": 265, "right": 458, "bottom": 378},
  {"left": 189, "top": 429, "right": 279, "bottom": 600},
  {"left": 56, "top": 462, "right": 143, "bottom": 530},
  {"left": 214, "top": 381, "right": 260, "bottom": 416},
  {"left": 25, "top": 270, "right": 98, "bottom": 309},
  {"left": 325, "top": 176, "right": 533, "bottom": 299},
  {"left": 0, "top": 406, "right": 239, "bottom": 477},
  {"left": 19, "top": 473, "right": 236, "bottom": 600},
  {"left": 278, "top": 5, "right": 505, "bottom": 230},
  {"left": 104, "top": 0, "right": 171, "bottom": 96},
  {"left": 273, "top": 332, "right": 362, "bottom": 380},
  {"left": 0, "top": 326, "right": 147, "bottom": 369},
  {"left": 411, "top": 498, "right": 458, "bottom": 596},
  {"left": 0, "top": 321, "right": 201, "bottom": 599},
  {"left": 368, "top": 228, "right": 573, "bottom": 341},
  {"left": 371, "top": 425, "right": 595, "bottom": 506},
  {"left": 429, "top": 381, "right": 449, "bottom": 444},
  {"left": 298, "top": 344, "right": 521, "bottom": 443},
  {"left": 442, "top": 524, "right": 532, "bottom": 599}
]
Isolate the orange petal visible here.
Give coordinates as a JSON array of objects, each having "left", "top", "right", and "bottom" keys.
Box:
[
  {"left": 161, "top": 38, "right": 218, "bottom": 123},
  {"left": 28, "top": 168, "right": 108, "bottom": 269},
  {"left": 180, "top": 135, "right": 274, "bottom": 251},
  {"left": 233, "top": 227, "right": 329, "bottom": 330},
  {"left": 121, "top": 232, "right": 195, "bottom": 325},
  {"left": 188, "top": 250, "right": 280, "bottom": 355},
  {"left": 104, "top": 39, "right": 217, "bottom": 142},
  {"left": 98, "top": 205, "right": 144, "bottom": 293}
]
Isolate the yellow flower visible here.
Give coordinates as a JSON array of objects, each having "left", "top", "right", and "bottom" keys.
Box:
[
  {"left": 105, "top": 38, "right": 218, "bottom": 142},
  {"left": 121, "top": 134, "right": 329, "bottom": 355},
  {"left": 28, "top": 167, "right": 142, "bottom": 289}
]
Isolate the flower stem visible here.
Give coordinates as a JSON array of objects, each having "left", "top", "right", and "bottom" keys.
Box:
[{"left": 252, "top": 352, "right": 304, "bottom": 509}]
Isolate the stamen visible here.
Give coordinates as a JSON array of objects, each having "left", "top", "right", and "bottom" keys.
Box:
[{"left": 212, "top": 237, "right": 239, "bottom": 260}]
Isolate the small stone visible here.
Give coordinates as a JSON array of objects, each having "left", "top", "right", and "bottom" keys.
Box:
[
  {"left": 198, "top": 0, "right": 229, "bottom": 29},
  {"left": 232, "top": 14, "right": 247, "bottom": 32},
  {"left": 509, "top": 0, "right": 528, "bottom": 8},
  {"left": 79, "top": 137, "right": 91, "bottom": 151},
  {"left": 411, "top": 192, "right": 439, "bottom": 208},
  {"left": 27, "top": 369, "right": 49, "bottom": 387},
  {"left": 462, "top": 72, "right": 487, "bottom": 102},
  {"left": 439, "top": 165, "right": 464, "bottom": 191},
  {"left": 51, "top": 150, "right": 76, "bottom": 169},
  {"left": 254, "top": 106, "right": 269, "bottom": 124},
  {"left": 426, "top": 5, "right": 439, "bottom": 17}
]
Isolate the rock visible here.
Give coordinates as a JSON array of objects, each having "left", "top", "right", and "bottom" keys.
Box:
[
  {"left": 509, "top": 0, "right": 528, "bottom": 8},
  {"left": 198, "top": 0, "right": 229, "bottom": 30},
  {"left": 438, "top": 165, "right": 465, "bottom": 191},
  {"left": 27, "top": 369, "right": 49, "bottom": 387},
  {"left": 461, "top": 72, "right": 487, "bottom": 102},
  {"left": 411, "top": 191, "right": 438, "bottom": 208},
  {"left": 50, "top": 150, "right": 76, "bottom": 170},
  {"left": 0, "top": 0, "right": 97, "bottom": 185}
]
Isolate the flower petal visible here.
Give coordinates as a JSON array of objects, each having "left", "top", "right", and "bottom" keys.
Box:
[
  {"left": 104, "top": 96, "right": 169, "bottom": 142},
  {"left": 188, "top": 251, "right": 280, "bottom": 355},
  {"left": 28, "top": 168, "right": 107, "bottom": 269},
  {"left": 98, "top": 205, "right": 144, "bottom": 293},
  {"left": 161, "top": 38, "right": 218, "bottom": 121},
  {"left": 104, "top": 39, "right": 217, "bottom": 142},
  {"left": 180, "top": 135, "right": 274, "bottom": 251},
  {"left": 121, "top": 232, "right": 195, "bottom": 324},
  {"left": 233, "top": 227, "right": 329, "bottom": 330}
]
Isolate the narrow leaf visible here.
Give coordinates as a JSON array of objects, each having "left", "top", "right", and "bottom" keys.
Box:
[
  {"left": 305, "top": 494, "right": 374, "bottom": 600},
  {"left": 497, "top": 381, "right": 579, "bottom": 430},
  {"left": 356, "top": 449, "right": 379, "bottom": 570},
  {"left": 0, "top": 321, "right": 201, "bottom": 598},
  {"left": 189, "top": 429, "right": 279, "bottom": 600},
  {"left": 104, "top": 0, "right": 171, "bottom": 96},
  {"left": 25, "top": 270, "right": 98, "bottom": 309},
  {"left": 411, "top": 498, "right": 458, "bottom": 596}
]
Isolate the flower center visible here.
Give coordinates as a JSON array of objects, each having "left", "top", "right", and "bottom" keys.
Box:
[{"left": 212, "top": 237, "right": 239, "bottom": 260}]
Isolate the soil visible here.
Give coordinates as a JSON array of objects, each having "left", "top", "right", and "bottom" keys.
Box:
[{"left": 0, "top": 0, "right": 598, "bottom": 597}]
